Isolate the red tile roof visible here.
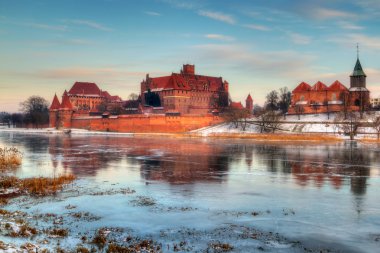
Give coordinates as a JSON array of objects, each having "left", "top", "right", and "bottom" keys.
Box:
[
  {"left": 50, "top": 94, "right": 61, "bottom": 110},
  {"left": 328, "top": 80, "right": 349, "bottom": 91},
  {"left": 293, "top": 82, "right": 311, "bottom": 93},
  {"left": 246, "top": 94, "right": 253, "bottom": 101},
  {"left": 61, "top": 90, "right": 73, "bottom": 109},
  {"left": 68, "top": 82, "right": 101, "bottom": 96},
  {"left": 230, "top": 102, "right": 244, "bottom": 109},
  {"left": 148, "top": 73, "right": 224, "bottom": 92},
  {"left": 311, "top": 81, "right": 328, "bottom": 91},
  {"left": 109, "top": 95, "right": 122, "bottom": 102}
]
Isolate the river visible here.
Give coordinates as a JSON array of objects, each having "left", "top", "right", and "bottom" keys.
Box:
[{"left": 0, "top": 132, "right": 379, "bottom": 252}]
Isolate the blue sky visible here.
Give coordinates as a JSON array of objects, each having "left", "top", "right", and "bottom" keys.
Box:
[{"left": 1, "top": 0, "right": 380, "bottom": 112}]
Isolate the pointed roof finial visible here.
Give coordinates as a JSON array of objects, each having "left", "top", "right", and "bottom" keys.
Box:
[{"left": 357, "top": 43, "right": 359, "bottom": 59}]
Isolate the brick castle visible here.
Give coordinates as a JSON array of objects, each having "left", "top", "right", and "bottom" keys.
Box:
[
  {"left": 288, "top": 56, "right": 370, "bottom": 114},
  {"left": 49, "top": 65, "right": 252, "bottom": 132}
]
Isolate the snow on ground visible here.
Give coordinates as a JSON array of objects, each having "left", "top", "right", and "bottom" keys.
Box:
[{"left": 193, "top": 112, "right": 380, "bottom": 138}]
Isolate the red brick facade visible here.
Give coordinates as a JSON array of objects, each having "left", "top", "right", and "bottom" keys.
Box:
[
  {"left": 141, "top": 64, "right": 229, "bottom": 115},
  {"left": 288, "top": 58, "right": 370, "bottom": 114}
]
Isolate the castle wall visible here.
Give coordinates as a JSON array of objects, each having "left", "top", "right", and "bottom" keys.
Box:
[{"left": 67, "top": 114, "right": 222, "bottom": 133}]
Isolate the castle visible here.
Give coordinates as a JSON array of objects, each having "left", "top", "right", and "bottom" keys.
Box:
[
  {"left": 141, "top": 64, "right": 230, "bottom": 115},
  {"left": 48, "top": 65, "right": 253, "bottom": 132},
  {"left": 288, "top": 56, "right": 370, "bottom": 114}
]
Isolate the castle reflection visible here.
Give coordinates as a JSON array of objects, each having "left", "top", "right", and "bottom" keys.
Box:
[{"left": 21, "top": 135, "right": 374, "bottom": 195}]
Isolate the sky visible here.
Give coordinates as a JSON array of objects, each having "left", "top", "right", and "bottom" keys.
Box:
[{"left": 1, "top": 0, "right": 380, "bottom": 112}]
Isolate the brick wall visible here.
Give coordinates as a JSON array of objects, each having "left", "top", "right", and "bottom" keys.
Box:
[{"left": 68, "top": 114, "right": 222, "bottom": 133}]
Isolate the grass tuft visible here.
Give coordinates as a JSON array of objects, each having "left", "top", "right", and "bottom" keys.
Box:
[{"left": 0, "top": 147, "right": 22, "bottom": 171}]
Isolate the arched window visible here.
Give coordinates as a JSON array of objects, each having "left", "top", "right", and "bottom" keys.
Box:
[
  {"left": 300, "top": 95, "right": 305, "bottom": 101},
  {"left": 331, "top": 93, "right": 336, "bottom": 100}
]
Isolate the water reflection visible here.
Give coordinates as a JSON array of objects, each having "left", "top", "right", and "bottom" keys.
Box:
[{"left": 0, "top": 133, "right": 377, "bottom": 196}]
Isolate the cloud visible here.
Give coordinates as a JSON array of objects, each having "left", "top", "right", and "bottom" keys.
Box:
[
  {"left": 288, "top": 32, "right": 312, "bottom": 45},
  {"left": 205, "top": 34, "right": 235, "bottom": 42},
  {"left": 26, "top": 23, "right": 68, "bottom": 31},
  {"left": 33, "top": 67, "right": 144, "bottom": 79},
  {"left": 198, "top": 10, "right": 236, "bottom": 24},
  {"left": 63, "top": 19, "right": 113, "bottom": 32},
  {"left": 191, "top": 43, "right": 316, "bottom": 79},
  {"left": 337, "top": 21, "right": 364, "bottom": 30},
  {"left": 331, "top": 33, "right": 380, "bottom": 50},
  {"left": 310, "top": 7, "right": 357, "bottom": 20},
  {"left": 242, "top": 24, "right": 271, "bottom": 31},
  {"left": 144, "top": 11, "right": 161, "bottom": 16},
  {"left": 160, "top": 0, "right": 198, "bottom": 10}
]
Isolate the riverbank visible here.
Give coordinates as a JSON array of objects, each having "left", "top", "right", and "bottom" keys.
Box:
[{"left": 0, "top": 127, "right": 377, "bottom": 143}]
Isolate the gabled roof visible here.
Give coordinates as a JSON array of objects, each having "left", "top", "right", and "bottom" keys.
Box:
[
  {"left": 328, "top": 80, "right": 349, "bottom": 91},
  {"left": 246, "top": 94, "right": 253, "bottom": 101},
  {"left": 101, "top": 91, "right": 111, "bottom": 99},
  {"left": 230, "top": 102, "right": 244, "bottom": 109},
  {"left": 311, "top": 81, "right": 328, "bottom": 91},
  {"left": 147, "top": 72, "right": 224, "bottom": 92},
  {"left": 109, "top": 95, "right": 122, "bottom": 102},
  {"left": 68, "top": 82, "right": 101, "bottom": 96},
  {"left": 60, "top": 90, "right": 73, "bottom": 109},
  {"left": 352, "top": 58, "right": 366, "bottom": 77},
  {"left": 49, "top": 94, "right": 61, "bottom": 110},
  {"left": 293, "top": 82, "right": 311, "bottom": 93}
]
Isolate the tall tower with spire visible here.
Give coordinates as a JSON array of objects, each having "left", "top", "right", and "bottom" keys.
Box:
[
  {"left": 350, "top": 44, "right": 367, "bottom": 89},
  {"left": 349, "top": 44, "right": 370, "bottom": 108}
]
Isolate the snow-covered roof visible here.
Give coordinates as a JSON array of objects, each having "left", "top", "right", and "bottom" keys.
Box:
[
  {"left": 328, "top": 100, "right": 343, "bottom": 105},
  {"left": 349, "top": 87, "right": 369, "bottom": 92}
]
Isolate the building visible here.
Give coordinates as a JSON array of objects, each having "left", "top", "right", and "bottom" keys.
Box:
[
  {"left": 246, "top": 94, "right": 253, "bottom": 113},
  {"left": 288, "top": 56, "right": 370, "bottom": 114},
  {"left": 66, "top": 82, "right": 122, "bottom": 113},
  {"left": 140, "top": 64, "right": 229, "bottom": 115},
  {"left": 370, "top": 97, "right": 380, "bottom": 108}
]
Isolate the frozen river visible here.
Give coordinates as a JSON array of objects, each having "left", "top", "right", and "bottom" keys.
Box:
[{"left": 1, "top": 132, "right": 380, "bottom": 252}]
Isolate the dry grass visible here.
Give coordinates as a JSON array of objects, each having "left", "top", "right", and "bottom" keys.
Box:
[
  {"left": 21, "top": 174, "right": 76, "bottom": 195},
  {"left": 359, "top": 138, "right": 380, "bottom": 143},
  {"left": 0, "top": 147, "right": 22, "bottom": 171},
  {"left": 188, "top": 133, "right": 341, "bottom": 142},
  {"left": 0, "top": 174, "right": 76, "bottom": 197}
]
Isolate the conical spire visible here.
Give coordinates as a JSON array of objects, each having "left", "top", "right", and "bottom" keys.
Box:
[
  {"left": 60, "top": 90, "right": 73, "bottom": 109},
  {"left": 49, "top": 94, "right": 61, "bottom": 110},
  {"left": 352, "top": 58, "right": 366, "bottom": 77}
]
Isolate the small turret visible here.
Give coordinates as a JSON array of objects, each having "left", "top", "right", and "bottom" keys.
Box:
[{"left": 246, "top": 94, "right": 253, "bottom": 113}]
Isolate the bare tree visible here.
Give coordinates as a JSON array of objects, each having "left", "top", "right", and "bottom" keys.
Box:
[
  {"left": 335, "top": 111, "right": 360, "bottom": 140},
  {"left": 265, "top": 90, "right": 279, "bottom": 111},
  {"left": 222, "top": 107, "right": 250, "bottom": 129},
  {"left": 257, "top": 110, "right": 282, "bottom": 133},
  {"left": 294, "top": 105, "right": 304, "bottom": 120},
  {"left": 278, "top": 87, "right": 291, "bottom": 114},
  {"left": 370, "top": 115, "right": 380, "bottom": 140},
  {"left": 128, "top": 93, "right": 139, "bottom": 101},
  {"left": 20, "top": 96, "right": 49, "bottom": 128},
  {"left": 339, "top": 92, "right": 350, "bottom": 120}
]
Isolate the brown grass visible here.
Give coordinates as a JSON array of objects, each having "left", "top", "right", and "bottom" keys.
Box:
[
  {"left": 359, "top": 138, "right": 380, "bottom": 143},
  {"left": 0, "top": 147, "right": 22, "bottom": 171},
  {"left": 188, "top": 133, "right": 341, "bottom": 142},
  {"left": 45, "top": 228, "right": 69, "bottom": 237},
  {"left": 0, "top": 174, "right": 76, "bottom": 197},
  {"left": 21, "top": 174, "right": 76, "bottom": 195}
]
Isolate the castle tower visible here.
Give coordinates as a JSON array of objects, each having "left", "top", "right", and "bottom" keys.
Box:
[
  {"left": 58, "top": 90, "right": 74, "bottom": 128},
  {"left": 49, "top": 94, "right": 61, "bottom": 128},
  {"left": 246, "top": 94, "right": 253, "bottom": 113},
  {"left": 350, "top": 58, "right": 366, "bottom": 89},
  {"left": 349, "top": 45, "right": 370, "bottom": 108}
]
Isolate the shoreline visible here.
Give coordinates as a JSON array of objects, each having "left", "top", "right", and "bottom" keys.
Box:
[{"left": 0, "top": 127, "right": 372, "bottom": 143}]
